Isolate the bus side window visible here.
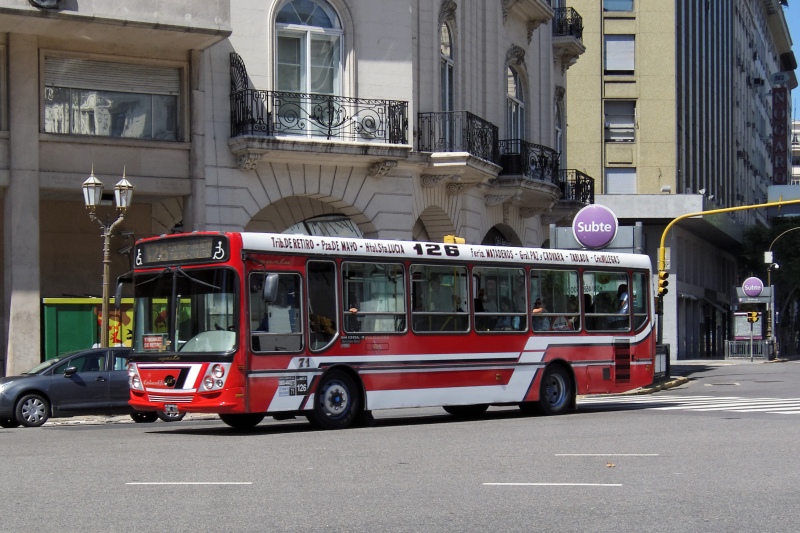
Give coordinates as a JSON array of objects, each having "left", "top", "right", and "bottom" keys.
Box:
[{"left": 249, "top": 271, "right": 304, "bottom": 352}]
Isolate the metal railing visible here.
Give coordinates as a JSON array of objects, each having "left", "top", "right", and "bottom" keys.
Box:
[
  {"left": 230, "top": 54, "right": 408, "bottom": 143},
  {"left": 552, "top": 7, "right": 583, "bottom": 42},
  {"left": 724, "top": 339, "right": 776, "bottom": 360},
  {"left": 498, "top": 139, "right": 560, "bottom": 184},
  {"left": 417, "top": 111, "right": 500, "bottom": 165},
  {"left": 559, "top": 169, "right": 595, "bottom": 204}
]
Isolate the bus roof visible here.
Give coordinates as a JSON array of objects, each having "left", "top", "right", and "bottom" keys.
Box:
[{"left": 238, "top": 232, "right": 652, "bottom": 271}]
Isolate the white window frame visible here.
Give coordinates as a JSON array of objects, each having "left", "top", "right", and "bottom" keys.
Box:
[
  {"left": 604, "top": 34, "right": 635, "bottom": 74},
  {"left": 604, "top": 100, "right": 636, "bottom": 142},
  {"left": 275, "top": 0, "right": 343, "bottom": 96},
  {"left": 506, "top": 66, "right": 525, "bottom": 140}
]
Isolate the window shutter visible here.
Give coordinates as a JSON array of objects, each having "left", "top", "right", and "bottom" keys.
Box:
[
  {"left": 604, "top": 35, "right": 635, "bottom": 72},
  {"left": 45, "top": 57, "right": 180, "bottom": 95},
  {"left": 605, "top": 168, "right": 637, "bottom": 194}
]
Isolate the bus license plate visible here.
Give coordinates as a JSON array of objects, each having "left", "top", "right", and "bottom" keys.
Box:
[{"left": 164, "top": 404, "right": 179, "bottom": 414}]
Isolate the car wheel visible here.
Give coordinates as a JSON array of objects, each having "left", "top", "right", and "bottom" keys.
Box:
[
  {"left": 443, "top": 404, "right": 489, "bottom": 418},
  {"left": 538, "top": 365, "right": 573, "bottom": 415},
  {"left": 130, "top": 411, "right": 159, "bottom": 423},
  {"left": 157, "top": 410, "right": 186, "bottom": 422},
  {"left": 0, "top": 418, "right": 20, "bottom": 428},
  {"left": 307, "top": 370, "right": 359, "bottom": 430},
  {"left": 15, "top": 394, "right": 49, "bottom": 427},
  {"left": 219, "top": 413, "right": 265, "bottom": 429}
]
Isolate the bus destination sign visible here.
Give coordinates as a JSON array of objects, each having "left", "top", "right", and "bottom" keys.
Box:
[{"left": 134, "top": 236, "right": 229, "bottom": 267}]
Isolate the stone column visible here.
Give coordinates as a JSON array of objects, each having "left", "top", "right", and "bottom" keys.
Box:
[
  {"left": 4, "top": 33, "right": 41, "bottom": 374},
  {"left": 184, "top": 49, "right": 206, "bottom": 231}
]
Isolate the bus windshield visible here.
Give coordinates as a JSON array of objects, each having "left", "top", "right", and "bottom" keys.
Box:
[{"left": 132, "top": 267, "right": 238, "bottom": 355}]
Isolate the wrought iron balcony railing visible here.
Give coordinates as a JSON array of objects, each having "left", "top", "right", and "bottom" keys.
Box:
[
  {"left": 417, "top": 111, "right": 500, "bottom": 165},
  {"left": 499, "top": 139, "right": 560, "bottom": 183},
  {"left": 231, "top": 89, "right": 408, "bottom": 143},
  {"left": 230, "top": 53, "right": 408, "bottom": 143},
  {"left": 559, "top": 169, "right": 595, "bottom": 204},
  {"left": 552, "top": 7, "right": 583, "bottom": 42}
]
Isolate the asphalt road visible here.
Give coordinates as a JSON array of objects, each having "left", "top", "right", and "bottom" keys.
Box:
[{"left": 2, "top": 360, "right": 799, "bottom": 532}]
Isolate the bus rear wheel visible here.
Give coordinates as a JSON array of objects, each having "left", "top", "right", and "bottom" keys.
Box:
[
  {"left": 538, "top": 365, "right": 572, "bottom": 415},
  {"left": 307, "top": 370, "right": 359, "bottom": 430},
  {"left": 219, "top": 413, "right": 265, "bottom": 430},
  {"left": 443, "top": 404, "right": 489, "bottom": 418}
]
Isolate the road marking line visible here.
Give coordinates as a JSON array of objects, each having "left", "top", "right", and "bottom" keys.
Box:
[
  {"left": 554, "top": 454, "right": 658, "bottom": 457},
  {"left": 483, "top": 483, "right": 622, "bottom": 487},
  {"left": 126, "top": 482, "right": 253, "bottom": 485}
]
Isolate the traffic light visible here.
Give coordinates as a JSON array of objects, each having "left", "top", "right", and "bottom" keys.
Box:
[
  {"left": 747, "top": 311, "right": 759, "bottom": 323},
  {"left": 657, "top": 270, "right": 669, "bottom": 297}
]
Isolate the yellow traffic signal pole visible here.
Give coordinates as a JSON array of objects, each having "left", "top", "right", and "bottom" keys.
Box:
[{"left": 657, "top": 198, "right": 800, "bottom": 346}]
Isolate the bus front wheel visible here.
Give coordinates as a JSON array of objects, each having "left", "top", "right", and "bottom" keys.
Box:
[
  {"left": 308, "top": 370, "right": 360, "bottom": 430},
  {"left": 538, "top": 365, "right": 572, "bottom": 415}
]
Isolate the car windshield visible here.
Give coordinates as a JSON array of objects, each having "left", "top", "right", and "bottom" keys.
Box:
[
  {"left": 24, "top": 355, "right": 71, "bottom": 374},
  {"left": 132, "top": 267, "right": 238, "bottom": 355}
]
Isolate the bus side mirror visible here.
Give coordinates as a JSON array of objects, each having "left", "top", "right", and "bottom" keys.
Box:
[{"left": 263, "top": 274, "right": 279, "bottom": 303}]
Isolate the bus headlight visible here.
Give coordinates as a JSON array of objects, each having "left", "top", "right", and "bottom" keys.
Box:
[
  {"left": 204, "top": 376, "right": 215, "bottom": 390},
  {"left": 130, "top": 375, "right": 141, "bottom": 389},
  {"left": 128, "top": 363, "right": 137, "bottom": 377},
  {"left": 212, "top": 364, "right": 225, "bottom": 379}
]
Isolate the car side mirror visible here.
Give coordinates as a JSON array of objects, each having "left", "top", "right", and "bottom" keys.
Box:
[{"left": 64, "top": 366, "right": 77, "bottom": 377}]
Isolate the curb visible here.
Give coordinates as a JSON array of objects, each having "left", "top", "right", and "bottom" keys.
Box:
[{"left": 622, "top": 376, "right": 690, "bottom": 395}]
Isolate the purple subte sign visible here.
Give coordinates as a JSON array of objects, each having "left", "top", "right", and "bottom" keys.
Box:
[
  {"left": 742, "top": 277, "right": 764, "bottom": 297},
  {"left": 572, "top": 204, "right": 618, "bottom": 250}
]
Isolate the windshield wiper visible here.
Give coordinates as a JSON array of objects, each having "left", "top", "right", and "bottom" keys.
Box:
[{"left": 175, "top": 267, "right": 221, "bottom": 290}]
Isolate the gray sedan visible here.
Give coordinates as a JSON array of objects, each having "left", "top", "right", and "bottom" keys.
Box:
[{"left": 0, "top": 347, "right": 184, "bottom": 427}]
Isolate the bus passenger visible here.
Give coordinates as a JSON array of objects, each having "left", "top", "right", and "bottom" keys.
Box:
[{"left": 532, "top": 299, "right": 550, "bottom": 331}]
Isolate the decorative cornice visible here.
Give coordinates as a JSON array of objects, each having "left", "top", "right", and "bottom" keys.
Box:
[
  {"left": 555, "top": 85, "right": 566, "bottom": 103},
  {"left": 237, "top": 153, "right": 262, "bottom": 171},
  {"left": 526, "top": 20, "right": 541, "bottom": 44},
  {"left": 503, "top": 202, "right": 512, "bottom": 224},
  {"left": 368, "top": 160, "right": 397, "bottom": 177},
  {"left": 501, "top": 0, "right": 518, "bottom": 23},
  {"left": 485, "top": 194, "right": 517, "bottom": 206},
  {"left": 420, "top": 174, "right": 452, "bottom": 188},
  {"left": 506, "top": 44, "right": 526, "bottom": 68},
  {"left": 447, "top": 182, "right": 479, "bottom": 195},
  {"left": 439, "top": 0, "right": 457, "bottom": 26},
  {"left": 519, "top": 207, "right": 539, "bottom": 218}
]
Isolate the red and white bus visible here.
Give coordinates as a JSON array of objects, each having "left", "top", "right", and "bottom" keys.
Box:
[{"left": 127, "top": 232, "right": 655, "bottom": 429}]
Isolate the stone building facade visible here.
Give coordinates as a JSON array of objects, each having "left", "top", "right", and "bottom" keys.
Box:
[{"left": 0, "top": 0, "right": 593, "bottom": 373}]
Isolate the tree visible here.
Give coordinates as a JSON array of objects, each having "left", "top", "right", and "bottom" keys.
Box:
[{"left": 740, "top": 219, "right": 800, "bottom": 357}]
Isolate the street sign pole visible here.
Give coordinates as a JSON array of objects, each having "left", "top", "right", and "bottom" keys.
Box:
[{"left": 750, "top": 322, "right": 754, "bottom": 363}]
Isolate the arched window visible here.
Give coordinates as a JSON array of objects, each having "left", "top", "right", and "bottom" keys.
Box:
[
  {"left": 440, "top": 23, "right": 454, "bottom": 113},
  {"left": 506, "top": 66, "right": 525, "bottom": 140},
  {"left": 276, "top": 0, "right": 343, "bottom": 95}
]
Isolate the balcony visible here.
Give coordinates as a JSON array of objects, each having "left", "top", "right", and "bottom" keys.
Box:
[
  {"left": 229, "top": 53, "right": 410, "bottom": 170},
  {"left": 488, "top": 139, "right": 561, "bottom": 212},
  {"left": 552, "top": 7, "right": 586, "bottom": 68},
  {"left": 544, "top": 169, "right": 596, "bottom": 224},
  {"left": 417, "top": 111, "right": 501, "bottom": 188},
  {"left": 560, "top": 169, "right": 595, "bottom": 204}
]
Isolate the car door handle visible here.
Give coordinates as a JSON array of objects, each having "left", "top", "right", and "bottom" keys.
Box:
[{"left": 95, "top": 377, "right": 107, "bottom": 382}]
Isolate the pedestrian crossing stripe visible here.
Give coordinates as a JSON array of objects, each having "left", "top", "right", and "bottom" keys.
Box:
[{"left": 577, "top": 395, "right": 800, "bottom": 415}]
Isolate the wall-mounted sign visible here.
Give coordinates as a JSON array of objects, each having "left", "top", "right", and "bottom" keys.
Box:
[
  {"left": 742, "top": 277, "right": 764, "bottom": 297},
  {"left": 772, "top": 87, "right": 789, "bottom": 185},
  {"left": 572, "top": 204, "right": 619, "bottom": 250}
]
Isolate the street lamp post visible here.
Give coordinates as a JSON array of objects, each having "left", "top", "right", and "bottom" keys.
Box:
[{"left": 82, "top": 166, "right": 134, "bottom": 348}]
